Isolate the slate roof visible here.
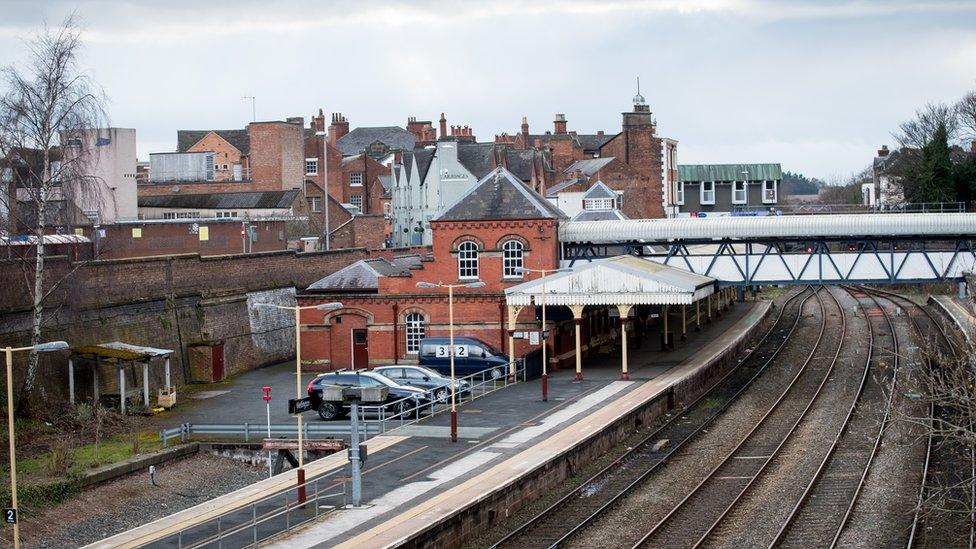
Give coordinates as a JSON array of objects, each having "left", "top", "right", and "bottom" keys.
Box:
[
  {"left": 378, "top": 175, "right": 392, "bottom": 194},
  {"left": 571, "top": 209, "right": 628, "bottom": 221},
  {"left": 307, "top": 254, "right": 423, "bottom": 292},
  {"left": 544, "top": 178, "right": 583, "bottom": 198},
  {"left": 576, "top": 133, "right": 616, "bottom": 153},
  {"left": 177, "top": 129, "right": 250, "bottom": 154},
  {"left": 505, "top": 149, "right": 536, "bottom": 181},
  {"left": 456, "top": 143, "right": 496, "bottom": 179},
  {"left": 415, "top": 148, "right": 435, "bottom": 181},
  {"left": 564, "top": 157, "right": 615, "bottom": 177},
  {"left": 582, "top": 180, "right": 617, "bottom": 200},
  {"left": 336, "top": 127, "right": 416, "bottom": 156},
  {"left": 436, "top": 167, "right": 567, "bottom": 222},
  {"left": 138, "top": 190, "right": 299, "bottom": 210}
]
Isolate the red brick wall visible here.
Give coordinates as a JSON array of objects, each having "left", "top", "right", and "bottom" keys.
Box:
[
  {"left": 88, "top": 220, "right": 287, "bottom": 259},
  {"left": 249, "top": 121, "right": 304, "bottom": 191},
  {"left": 187, "top": 133, "right": 247, "bottom": 182},
  {"left": 598, "top": 129, "right": 665, "bottom": 219}
]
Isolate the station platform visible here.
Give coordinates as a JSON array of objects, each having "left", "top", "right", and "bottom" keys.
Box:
[
  {"left": 265, "top": 300, "right": 770, "bottom": 548},
  {"left": 931, "top": 295, "right": 975, "bottom": 342}
]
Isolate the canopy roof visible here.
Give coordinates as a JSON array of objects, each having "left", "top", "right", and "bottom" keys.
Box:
[
  {"left": 505, "top": 256, "right": 715, "bottom": 307},
  {"left": 72, "top": 341, "right": 174, "bottom": 362}
]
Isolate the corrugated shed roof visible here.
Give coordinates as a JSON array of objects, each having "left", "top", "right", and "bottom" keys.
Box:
[
  {"left": 565, "top": 157, "right": 615, "bottom": 176},
  {"left": 505, "top": 255, "right": 714, "bottom": 306},
  {"left": 336, "top": 127, "right": 416, "bottom": 156},
  {"left": 138, "top": 190, "right": 299, "bottom": 210},
  {"left": 177, "top": 129, "right": 249, "bottom": 154},
  {"left": 678, "top": 163, "right": 782, "bottom": 182},
  {"left": 436, "top": 167, "right": 567, "bottom": 222},
  {"left": 559, "top": 213, "right": 976, "bottom": 243}
]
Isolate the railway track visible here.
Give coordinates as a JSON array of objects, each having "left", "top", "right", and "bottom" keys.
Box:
[
  {"left": 765, "top": 286, "right": 899, "bottom": 549},
  {"left": 631, "top": 287, "right": 845, "bottom": 549},
  {"left": 861, "top": 288, "right": 969, "bottom": 549},
  {"left": 488, "top": 287, "right": 815, "bottom": 549}
]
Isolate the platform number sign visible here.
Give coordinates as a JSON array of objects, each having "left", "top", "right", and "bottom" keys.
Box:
[
  {"left": 435, "top": 345, "right": 467, "bottom": 358},
  {"left": 3, "top": 507, "right": 15, "bottom": 524}
]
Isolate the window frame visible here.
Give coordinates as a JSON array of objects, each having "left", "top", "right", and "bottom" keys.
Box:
[
  {"left": 305, "top": 158, "right": 318, "bottom": 176},
  {"left": 700, "top": 181, "right": 716, "bottom": 205},
  {"left": 732, "top": 180, "right": 747, "bottom": 204},
  {"left": 405, "top": 312, "right": 425, "bottom": 354},
  {"left": 350, "top": 195, "right": 363, "bottom": 213},
  {"left": 762, "top": 180, "right": 778, "bottom": 204},
  {"left": 349, "top": 172, "right": 364, "bottom": 187},
  {"left": 676, "top": 181, "right": 684, "bottom": 205},
  {"left": 502, "top": 240, "right": 524, "bottom": 279},
  {"left": 309, "top": 196, "right": 321, "bottom": 213},
  {"left": 457, "top": 241, "right": 480, "bottom": 280}
]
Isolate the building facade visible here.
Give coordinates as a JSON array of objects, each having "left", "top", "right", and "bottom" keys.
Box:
[{"left": 675, "top": 163, "right": 782, "bottom": 217}]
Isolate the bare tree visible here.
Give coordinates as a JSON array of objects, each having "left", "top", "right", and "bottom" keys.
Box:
[
  {"left": 0, "top": 15, "right": 106, "bottom": 415},
  {"left": 958, "top": 90, "right": 976, "bottom": 142},
  {"left": 894, "top": 102, "right": 961, "bottom": 149}
]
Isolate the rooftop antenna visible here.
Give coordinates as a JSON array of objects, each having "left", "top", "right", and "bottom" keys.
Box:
[
  {"left": 242, "top": 96, "right": 256, "bottom": 122},
  {"left": 637, "top": 76, "right": 640, "bottom": 96}
]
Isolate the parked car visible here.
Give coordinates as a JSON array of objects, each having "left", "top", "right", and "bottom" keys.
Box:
[
  {"left": 418, "top": 337, "right": 509, "bottom": 380},
  {"left": 307, "top": 370, "right": 428, "bottom": 421},
  {"left": 373, "top": 365, "right": 470, "bottom": 402}
]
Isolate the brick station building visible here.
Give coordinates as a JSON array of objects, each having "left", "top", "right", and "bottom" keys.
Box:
[{"left": 297, "top": 166, "right": 727, "bottom": 375}]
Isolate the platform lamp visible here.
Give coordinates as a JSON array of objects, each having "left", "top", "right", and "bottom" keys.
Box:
[
  {"left": 416, "top": 280, "right": 485, "bottom": 443},
  {"left": 517, "top": 267, "right": 572, "bottom": 402},
  {"left": 253, "top": 301, "right": 342, "bottom": 503},
  {"left": 5, "top": 340, "right": 69, "bottom": 549}
]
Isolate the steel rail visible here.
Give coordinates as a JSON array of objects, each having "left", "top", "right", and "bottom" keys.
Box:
[
  {"left": 632, "top": 286, "right": 834, "bottom": 549},
  {"left": 691, "top": 286, "right": 849, "bottom": 547},
  {"left": 825, "top": 288, "right": 900, "bottom": 548},
  {"left": 766, "top": 286, "right": 876, "bottom": 548},
  {"left": 857, "top": 287, "right": 958, "bottom": 549},
  {"left": 489, "top": 287, "right": 814, "bottom": 549}
]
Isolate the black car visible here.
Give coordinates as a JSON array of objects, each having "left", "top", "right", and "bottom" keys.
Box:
[{"left": 306, "top": 370, "right": 428, "bottom": 421}]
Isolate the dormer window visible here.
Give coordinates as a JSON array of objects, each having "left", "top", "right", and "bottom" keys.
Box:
[{"left": 584, "top": 197, "right": 615, "bottom": 210}]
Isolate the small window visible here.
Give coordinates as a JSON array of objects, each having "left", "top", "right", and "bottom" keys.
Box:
[
  {"left": 349, "top": 172, "right": 363, "bottom": 186},
  {"left": 732, "top": 181, "right": 747, "bottom": 204},
  {"left": 310, "top": 196, "right": 321, "bottom": 212},
  {"left": 676, "top": 181, "right": 684, "bottom": 205},
  {"left": 458, "top": 241, "right": 479, "bottom": 280},
  {"left": 405, "top": 313, "right": 425, "bottom": 354},
  {"left": 583, "top": 198, "right": 614, "bottom": 210},
  {"left": 420, "top": 343, "right": 437, "bottom": 356},
  {"left": 502, "top": 240, "right": 524, "bottom": 279},
  {"left": 383, "top": 202, "right": 391, "bottom": 217},
  {"left": 350, "top": 195, "right": 363, "bottom": 212},
  {"left": 305, "top": 158, "right": 318, "bottom": 176},
  {"left": 701, "top": 181, "right": 715, "bottom": 205},
  {"left": 763, "top": 180, "right": 777, "bottom": 204}
]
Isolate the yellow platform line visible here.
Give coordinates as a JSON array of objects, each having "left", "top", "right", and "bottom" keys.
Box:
[{"left": 85, "top": 435, "right": 406, "bottom": 549}]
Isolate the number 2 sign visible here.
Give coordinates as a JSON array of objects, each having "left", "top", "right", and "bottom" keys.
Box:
[{"left": 3, "top": 507, "right": 16, "bottom": 524}]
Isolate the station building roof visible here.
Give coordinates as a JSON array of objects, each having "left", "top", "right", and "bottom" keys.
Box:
[{"left": 505, "top": 256, "right": 715, "bottom": 307}]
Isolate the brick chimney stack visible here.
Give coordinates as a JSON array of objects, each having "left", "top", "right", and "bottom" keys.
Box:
[
  {"left": 521, "top": 116, "right": 529, "bottom": 143},
  {"left": 328, "top": 113, "right": 349, "bottom": 146},
  {"left": 554, "top": 113, "right": 567, "bottom": 134},
  {"left": 439, "top": 112, "right": 447, "bottom": 139},
  {"left": 312, "top": 108, "right": 326, "bottom": 133},
  {"left": 878, "top": 145, "right": 890, "bottom": 157}
]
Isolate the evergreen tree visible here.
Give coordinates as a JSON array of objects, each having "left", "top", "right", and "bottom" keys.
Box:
[{"left": 913, "top": 122, "right": 955, "bottom": 203}]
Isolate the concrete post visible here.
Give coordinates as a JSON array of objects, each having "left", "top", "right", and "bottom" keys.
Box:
[
  {"left": 617, "top": 304, "right": 633, "bottom": 380},
  {"left": 164, "top": 357, "right": 171, "bottom": 388},
  {"left": 68, "top": 358, "right": 75, "bottom": 405},
  {"left": 350, "top": 400, "right": 362, "bottom": 506},
  {"left": 142, "top": 362, "right": 150, "bottom": 407},
  {"left": 569, "top": 305, "right": 586, "bottom": 381},
  {"left": 119, "top": 367, "right": 126, "bottom": 415}
]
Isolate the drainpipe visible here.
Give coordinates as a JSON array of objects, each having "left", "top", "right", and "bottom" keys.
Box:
[{"left": 393, "top": 303, "right": 399, "bottom": 364}]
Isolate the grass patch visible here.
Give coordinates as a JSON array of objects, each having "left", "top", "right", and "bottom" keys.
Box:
[{"left": 2, "top": 430, "right": 162, "bottom": 481}]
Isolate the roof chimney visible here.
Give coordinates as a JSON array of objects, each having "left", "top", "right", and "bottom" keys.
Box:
[
  {"left": 878, "top": 145, "right": 890, "bottom": 157},
  {"left": 554, "top": 113, "right": 567, "bottom": 135},
  {"left": 328, "top": 113, "right": 349, "bottom": 146},
  {"left": 439, "top": 113, "right": 447, "bottom": 139},
  {"left": 521, "top": 116, "right": 529, "bottom": 143},
  {"left": 312, "top": 108, "right": 326, "bottom": 133}
]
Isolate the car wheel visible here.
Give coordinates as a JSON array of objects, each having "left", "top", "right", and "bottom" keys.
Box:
[
  {"left": 317, "top": 402, "right": 339, "bottom": 421},
  {"left": 434, "top": 388, "right": 448, "bottom": 403},
  {"left": 490, "top": 367, "right": 503, "bottom": 380}
]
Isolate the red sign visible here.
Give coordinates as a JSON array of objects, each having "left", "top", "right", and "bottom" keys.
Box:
[{"left": 262, "top": 386, "right": 272, "bottom": 402}]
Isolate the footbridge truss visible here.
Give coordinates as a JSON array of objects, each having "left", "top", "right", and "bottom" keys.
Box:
[{"left": 559, "top": 213, "right": 976, "bottom": 286}]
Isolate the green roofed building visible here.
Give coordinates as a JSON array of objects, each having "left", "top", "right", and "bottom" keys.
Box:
[{"left": 675, "top": 163, "right": 782, "bottom": 218}]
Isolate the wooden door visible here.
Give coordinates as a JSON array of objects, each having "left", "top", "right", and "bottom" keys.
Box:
[
  {"left": 212, "top": 342, "right": 225, "bottom": 381},
  {"left": 352, "top": 329, "right": 368, "bottom": 370}
]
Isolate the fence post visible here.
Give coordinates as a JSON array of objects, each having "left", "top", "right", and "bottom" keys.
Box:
[
  {"left": 181, "top": 423, "right": 190, "bottom": 443},
  {"left": 244, "top": 422, "right": 250, "bottom": 442},
  {"left": 160, "top": 429, "right": 167, "bottom": 448}
]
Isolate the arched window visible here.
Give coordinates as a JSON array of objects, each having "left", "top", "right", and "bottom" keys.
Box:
[
  {"left": 502, "top": 240, "right": 524, "bottom": 279},
  {"left": 405, "top": 312, "right": 425, "bottom": 354},
  {"left": 458, "top": 241, "right": 479, "bottom": 279}
]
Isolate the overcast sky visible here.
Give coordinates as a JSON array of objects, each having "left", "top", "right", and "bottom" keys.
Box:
[{"left": 2, "top": 0, "right": 975, "bottom": 181}]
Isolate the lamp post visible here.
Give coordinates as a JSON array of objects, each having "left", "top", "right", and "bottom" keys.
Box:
[
  {"left": 416, "top": 280, "right": 485, "bottom": 443},
  {"left": 518, "top": 267, "right": 571, "bottom": 402},
  {"left": 4, "top": 341, "right": 69, "bottom": 549},
  {"left": 254, "top": 301, "right": 342, "bottom": 503}
]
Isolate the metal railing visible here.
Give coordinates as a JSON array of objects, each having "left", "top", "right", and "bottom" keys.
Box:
[
  {"left": 731, "top": 202, "right": 965, "bottom": 215},
  {"left": 159, "top": 360, "right": 526, "bottom": 446}
]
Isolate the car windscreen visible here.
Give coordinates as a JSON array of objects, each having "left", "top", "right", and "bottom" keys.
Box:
[{"left": 414, "top": 366, "right": 444, "bottom": 379}]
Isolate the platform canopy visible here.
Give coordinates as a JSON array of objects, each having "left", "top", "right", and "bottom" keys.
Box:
[
  {"left": 505, "top": 255, "right": 716, "bottom": 307},
  {"left": 72, "top": 341, "right": 174, "bottom": 362}
]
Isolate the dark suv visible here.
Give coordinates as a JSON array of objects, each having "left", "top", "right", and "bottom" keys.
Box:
[{"left": 306, "top": 370, "right": 428, "bottom": 421}]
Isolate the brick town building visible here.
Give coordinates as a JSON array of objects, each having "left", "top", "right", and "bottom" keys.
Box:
[{"left": 299, "top": 167, "right": 567, "bottom": 369}]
